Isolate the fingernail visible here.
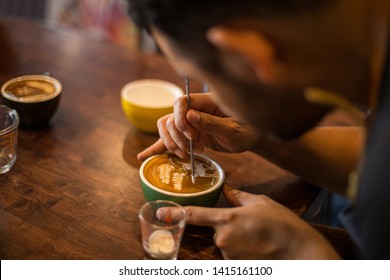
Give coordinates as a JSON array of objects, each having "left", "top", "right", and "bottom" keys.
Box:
[
  {"left": 137, "top": 153, "right": 145, "bottom": 162},
  {"left": 175, "top": 149, "right": 186, "bottom": 158},
  {"left": 182, "top": 130, "right": 192, "bottom": 140},
  {"left": 187, "top": 110, "right": 200, "bottom": 127},
  {"left": 156, "top": 208, "right": 165, "bottom": 220}
]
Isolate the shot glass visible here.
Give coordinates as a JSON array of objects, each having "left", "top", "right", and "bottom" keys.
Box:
[
  {"left": 0, "top": 105, "right": 19, "bottom": 174},
  {"left": 138, "top": 200, "right": 186, "bottom": 260}
]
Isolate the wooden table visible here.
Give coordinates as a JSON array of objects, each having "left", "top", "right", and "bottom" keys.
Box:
[{"left": 0, "top": 18, "right": 352, "bottom": 260}]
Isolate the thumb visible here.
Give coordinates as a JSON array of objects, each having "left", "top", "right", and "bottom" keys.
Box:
[
  {"left": 223, "top": 185, "right": 263, "bottom": 206},
  {"left": 187, "top": 109, "right": 233, "bottom": 136}
]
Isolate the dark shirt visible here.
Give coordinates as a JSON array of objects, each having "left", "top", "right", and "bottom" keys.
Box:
[{"left": 340, "top": 47, "right": 390, "bottom": 259}]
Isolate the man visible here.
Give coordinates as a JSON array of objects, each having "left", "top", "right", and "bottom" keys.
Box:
[{"left": 128, "top": 0, "right": 390, "bottom": 259}]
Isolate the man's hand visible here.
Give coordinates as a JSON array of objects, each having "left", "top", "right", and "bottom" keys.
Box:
[
  {"left": 159, "top": 185, "right": 341, "bottom": 260},
  {"left": 137, "top": 93, "right": 260, "bottom": 161}
]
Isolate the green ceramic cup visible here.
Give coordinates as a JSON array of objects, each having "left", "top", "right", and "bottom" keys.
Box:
[{"left": 140, "top": 153, "right": 225, "bottom": 207}]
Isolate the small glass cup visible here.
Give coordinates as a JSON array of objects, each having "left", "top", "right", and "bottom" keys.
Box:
[
  {"left": 0, "top": 105, "right": 19, "bottom": 174},
  {"left": 138, "top": 200, "right": 186, "bottom": 260}
]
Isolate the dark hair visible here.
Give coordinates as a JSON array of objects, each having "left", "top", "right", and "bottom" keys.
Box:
[{"left": 128, "top": 0, "right": 334, "bottom": 72}]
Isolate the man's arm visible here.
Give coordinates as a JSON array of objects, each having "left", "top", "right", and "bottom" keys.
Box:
[{"left": 251, "top": 126, "right": 365, "bottom": 195}]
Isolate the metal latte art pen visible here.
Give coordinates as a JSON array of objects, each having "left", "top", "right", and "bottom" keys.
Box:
[{"left": 185, "top": 78, "right": 196, "bottom": 184}]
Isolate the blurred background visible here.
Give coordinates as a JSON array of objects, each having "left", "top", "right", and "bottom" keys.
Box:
[{"left": 0, "top": 0, "right": 156, "bottom": 52}]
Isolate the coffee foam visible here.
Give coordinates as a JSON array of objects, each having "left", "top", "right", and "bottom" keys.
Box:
[
  {"left": 3, "top": 80, "right": 58, "bottom": 102},
  {"left": 144, "top": 153, "right": 220, "bottom": 194}
]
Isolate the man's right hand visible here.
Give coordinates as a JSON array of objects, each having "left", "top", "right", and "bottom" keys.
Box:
[
  {"left": 137, "top": 93, "right": 260, "bottom": 161},
  {"left": 157, "top": 185, "right": 340, "bottom": 259}
]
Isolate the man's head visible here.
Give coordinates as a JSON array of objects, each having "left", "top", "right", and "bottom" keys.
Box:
[{"left": 128, "top": 0, "right": 371, "bottom": 139}]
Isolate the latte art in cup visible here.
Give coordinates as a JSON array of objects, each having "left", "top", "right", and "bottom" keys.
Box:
[
  {"left": 3, "top": 80, "right": 56, "bottom": 102},
  {"left": 143, "top": 153, "right": 220, "bottom": 193},
  {"left": 1, "top": 75, "right": 62, "bottom": 128}
]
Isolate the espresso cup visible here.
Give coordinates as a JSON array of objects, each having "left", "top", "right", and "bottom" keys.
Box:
[
  {"left": 1, "top": 75, "right": 62, "bottom": 128},
  {"left": 140, "top": 153, "right": 225, "bottom": 207}
]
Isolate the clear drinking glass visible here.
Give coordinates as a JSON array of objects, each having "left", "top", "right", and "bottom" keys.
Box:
[
  {"left": 0, "top": 105, "right": 19, "bottom": 174},
  {"left": 139, "top": 200, "right": 186, "bottom": 260}
]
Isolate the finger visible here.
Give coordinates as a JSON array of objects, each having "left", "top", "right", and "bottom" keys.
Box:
[
  {"left": 223, "top": 184, "right": 264, "bottom": 206},
  {"left": 173, "top": 95, "right": 194, "bottom": 139},
  {"left": 165, "top": 115, "right": 190, "bottom": 153},
  {"left": 174, "top": 94, "right": 226, "bottom": 139},
  {"left": 157, "top": 115, "right": 187, "bottom": 158},
  {"left": 137, "top": 139, "right": 166, "bottom": 161},
  {"left": 157, "top": 205, "right": 227, "bottom": 227},
  {"left": 186, "top": 206, "right": 231, "bottom": 227},
  {"left": 187, "top": 110, "right": 234, "bottom": 137},
  {"left": 187, "top": 93, "right": 226, "bottom": 117},
  {"left": 156, "top": 206, "right": 185, "bottom": 223}
]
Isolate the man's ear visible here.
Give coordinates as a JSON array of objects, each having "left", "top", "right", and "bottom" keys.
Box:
[{"left": 207, "top": 27, "right": 278, "bottom": 84}]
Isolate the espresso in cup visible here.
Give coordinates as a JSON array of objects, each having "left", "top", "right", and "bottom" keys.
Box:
[
  {"left": 143, "top": 153, "right": 220, "bottom": 194},
  {"left": 3, "top": 80, "right": 56, "bottom": 102},
  {"left": 1, "top": 75, "right": 62, "bottom": 128}
]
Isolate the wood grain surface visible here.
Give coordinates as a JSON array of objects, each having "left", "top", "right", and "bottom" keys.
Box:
[{"left": 0, "top": 18, "right": 354, "bottom": 260}]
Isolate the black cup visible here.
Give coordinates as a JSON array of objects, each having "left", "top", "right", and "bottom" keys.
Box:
[{"left": 1, "top": 75, "right": 62, "bottom": 128}]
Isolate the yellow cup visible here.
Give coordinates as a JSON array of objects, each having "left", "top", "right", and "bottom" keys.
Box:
[{"left": 121, "top": 79, "right": 183, "bottom": 133}]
